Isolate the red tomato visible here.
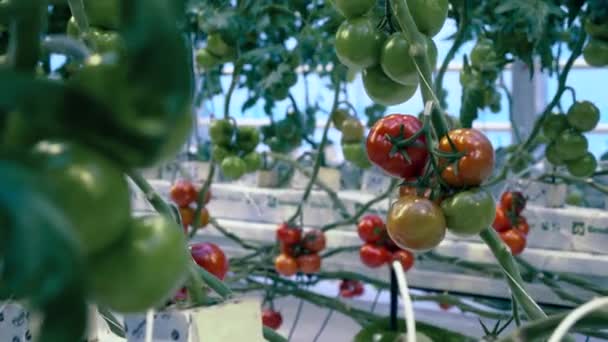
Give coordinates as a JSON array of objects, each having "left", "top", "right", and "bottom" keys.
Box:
[
  {"left": 439, "top": 302, "right": 453, "bottom": 311},
  {"left": 297, "top": 253, "right": 322, "bottom": 274},
  {"left": 276, "top": 223, "right": 302, "bottom": 245},
  {"left": 366, "top": 114, "right": 429, "bottom": 179},
  {"left": 438, "top": 128, "right": 495, "bottom": 187},
  {"left": 280, "top": 241, "right": 296, "bottom": 256},
  {"left": 357, "top": 214, "right": 386, "bottom": 243},
  {"left": 302, "top": 229, "right": 326, "bottom": 253},
  {"left": 179, "top": 207, "right": 194, "bottom": 226},
  {"left": 179, "top": 207, "right": 210, "bottom": 228},
  {"left": 339, "top": 280, "right": 365, "bottom": 298},
  {"left": 359, "top": 244, "right": 391, "bottom": 268},
  {"left": 492, "top": 206, "right": 511, "bottom": 232},
  {"left": 500, "top": 229, "right": 527, "bottom": 255},
  {"left": 262, "top": 309, "right": 282, "bottom": 330},
  {"left": 275, "top": 254, "right": 298, "bottom": 276},
  {"left": 514, "top": 216, "right": 529, "bottom": 235},
  {"left": 500, "top": 191, "right": 526, "bottom": 215},
  {"left": 170, "top": 180, "right": 198, "bottom": 207},
  {"left": 190, "top": 242, "right": 229, "bottom": 280},
  {"left": 392, "top": 250, "right": 415, "bottom": 272}
]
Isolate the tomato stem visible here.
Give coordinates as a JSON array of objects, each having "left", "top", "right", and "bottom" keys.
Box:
[
  {"left": 67, "top": 0, "right": 90, "bottom": 33},
  {"left": 224, "top": 63, "right": 242, "bottom": 120},
  {"left": 479, "top": 228, "right": 547, "bottom": 320},
  {"left": 128, "top": 170, "right": 176, "bottom": 221},
  {"left": 286, "top": 80, "right": 341, "bottom": 225},
  {"left": 190, "top": 162, "right": 216, "bottom": 238},
  {"left": 8, "top": 0, "right": 44, "bottom": 72}
]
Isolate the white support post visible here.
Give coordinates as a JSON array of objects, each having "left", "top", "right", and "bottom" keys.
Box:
[{"left": 511, "top": 61, "right": 547, "bottom": 142}]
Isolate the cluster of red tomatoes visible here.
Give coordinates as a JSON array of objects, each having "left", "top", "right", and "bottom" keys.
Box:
[
  {"left": 357, "top": 214, "right": 415, "bottom": 271},
  {"left": 367, "top": 115, "right": 496, "bottom": 251},
  {"left": 493, "top": 191, "right": 530, "bottom": 255},
  {"left": 262, "top": 308, "right": 283, "bottom": 330},
  {"left": 170, "top": 180, "right": 228, "bottom": 301},
  {"left": 170, "top": 180, "right": 211, "bottom": 234},
  {"left": 274, "top": 223, "right": 327, "bottom": 276},
  {"left": 339, "top": 279, "right": 365, "bottom": 298}
]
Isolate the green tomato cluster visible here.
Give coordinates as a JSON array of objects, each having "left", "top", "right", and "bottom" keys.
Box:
[
  {"left": 261, "top": 110, "right": 311, "bottom": 153},
  {"left": 583, "top": 18, "right": 608, "bottom": 67},
  {"left": 210, "top": 120, "right": 262, "bottom": 180},
  {"left": 332, "top": 109, "right": 371, "bottom": 169},
  {"left": 543, "top": 101, "right": 600, "bottom": 178},
  {"left": 332, "top": 0, "right": 447, "bottom": 106},
  {"left": 459, "top": 39, "right": 503, "bottom": 120},
  {"left": 65, "top": 0, "right": 123, "bottom": 54},
  {"left": 195, "top": 33, "right": 236, "bottom": 71}
]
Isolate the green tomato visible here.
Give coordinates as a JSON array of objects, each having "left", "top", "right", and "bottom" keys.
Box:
[
  {"left": 333, "top": 0, "right": 375, "bottom": 18},
  {"left": 470, "top": 39, "right": 496, "bottom": 67},
  {"left": 565, "top": 189, "right": 584, "bottom": 206},
  {"left": 86, "top": 29, "right": 122, "bottom": 54},
  {"left": 90, "top": 216, "right": 189, "bottom": 313},
  {"left": 407, "top": 0, "right": 449, "bottom": 37},
  {"left": 209, "top": 119, "right": 234, "bottom": 147},
  {"left": 211, "top": 145, "right": 231, "bottom": 163},
  {"left": 583, "top": 38, "right": 608, "bottom": 67},
  {"left": 236, "top": 126, "right": 260, "bottom": 154},
  {"left": 585, "top": 18, "right": 608, "bottom": 40},
  {"left": 331, "top": 109, "right": 350, "bottom": 130},
  {"left": 543, "top": 114, "right": 570, "bottom": 140},
  {"left": 67, "top": 17, "right": 80, "bottom": 38},
  {"left": 221, "top": 156, "right": 247, "bottom": 179},
  {"left": 567, "top": 101, "right": 600, "bottom": 132},
  {"left": 284, "top": 71, "right": 298, "bottom": 87},
  {"left": 342, "top": 142, "right": 372, "bottom": 169},
  {"left": 243, "top": 152, "right": 263, "bottom": 173},
  {"left": 380, "top": 33, "right": 419, "bottom": 86},
  {"left": 362, "top": 66, "right": 417, "bottom": 106},
  {"left": 196, "top": 49, "right": 221, "bottom": 70},
  {"left": 483, "top": 88, "right": 501, "bottom": 108},
  {"left": 545, "top": 143, "right": 565, "bottom": 166},
  {"left": 555, "top": 130, "right": 588, "bottom": 161},
  {"left": 566, "top": 152, "right": 597, "bottom": 178},
  {"left": 441, "top": 189, "right": 496, "bottom": 237},
  {"left": 335, "top": 17, "right": 384, "bottom": 69},
  {"left": 341, "top": 117, "right": 365, "bottom": 143},
  {"left": 30, "top": 141, "right": 130, "bottom": 255},
  {"left": 207, "top": 34, "right": 234, "bottom": 58},
  {"left": 83, "top": 0, "right": 120, "bottom": 30},
  {"left": 270, "top": 85, "right": 289, "bottom": 101}
]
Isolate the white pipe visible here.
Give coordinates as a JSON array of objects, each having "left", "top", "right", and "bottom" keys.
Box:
[
  {"left": 392, "top": 261, "right": 416, "bottom": 342},
  {"left": 145, "top": 310, "right": 155, "bottom": 342},
  {"left": 548, "top": 297, "right": 608, "bottom": 342}
]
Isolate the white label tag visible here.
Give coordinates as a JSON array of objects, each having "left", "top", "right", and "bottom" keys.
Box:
[{"left": 190, "top": 299, "right": 264, "bottom": 342}]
